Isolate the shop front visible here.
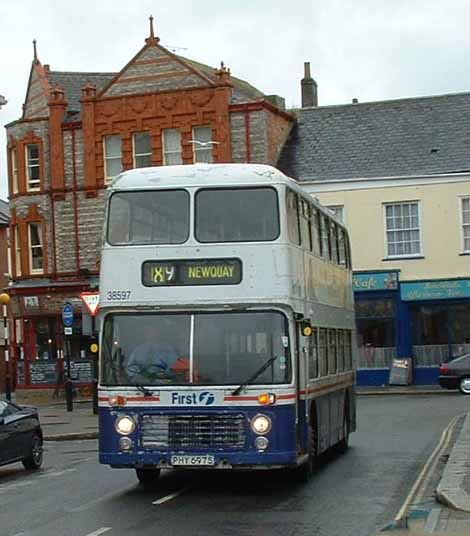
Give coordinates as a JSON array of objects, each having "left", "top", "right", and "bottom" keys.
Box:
[
  {"left": 401, "top": 279, "right": 470, "bottom": 384},
  {"left": 8, "top": 285, "right": 96, "bottom": 397},
  {"left": 353, "top": 271, "right": 401, "bottom": 385}
]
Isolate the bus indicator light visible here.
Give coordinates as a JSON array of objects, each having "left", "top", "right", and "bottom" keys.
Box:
[
  {"left": 258, "top": 393, "right": 276, "bottom": 405},
  {"left": 109, "top": 395, "right": 127, "bottom": 407}
]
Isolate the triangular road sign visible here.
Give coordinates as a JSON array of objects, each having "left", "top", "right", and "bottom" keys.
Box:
[{"left": 80, "top": 292, "right": 100, "bottom": 316}]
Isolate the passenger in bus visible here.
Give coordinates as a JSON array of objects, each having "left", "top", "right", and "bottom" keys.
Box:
[{"left": 126, "top": 324, "right": 180, "bottom": 382}]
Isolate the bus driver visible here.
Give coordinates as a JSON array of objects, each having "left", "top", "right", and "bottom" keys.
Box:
[{"left": 126, "top": 324, "right": 179, "bottom": 382}]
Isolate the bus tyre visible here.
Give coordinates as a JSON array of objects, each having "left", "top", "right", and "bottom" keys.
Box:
[
  {"left": 136, "top": 468, "right": 161, "bottom": 485},
  {"left": 297, "top": 422, "right": 317, "bottom": 483}
]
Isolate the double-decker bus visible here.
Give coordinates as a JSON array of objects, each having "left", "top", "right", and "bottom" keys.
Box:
[{"left": 98, "top": 163, "right": 356, "bottom": 484}]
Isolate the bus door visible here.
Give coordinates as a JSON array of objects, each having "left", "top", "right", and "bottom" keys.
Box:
[{"left": 296, "top": 319, "right": 311, "bottom": 453}]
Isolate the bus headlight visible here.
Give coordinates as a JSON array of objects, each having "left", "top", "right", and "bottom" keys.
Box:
[
  {"left": 255, "top": 436, "right": 269, "bottom": 451},
  {"left": 251, "top": 414, "right": 272, "bottom": 435},
  {"left": 115, "top": 415, "right": 136, "bottom": 435}
]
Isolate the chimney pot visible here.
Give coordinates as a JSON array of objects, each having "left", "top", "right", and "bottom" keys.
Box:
[{"left": 301, "top": 62, "right": 318, "bottom": 107}]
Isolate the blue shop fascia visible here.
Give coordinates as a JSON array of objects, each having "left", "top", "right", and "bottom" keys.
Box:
[{"left": 353, "top": 271, "right": 470, "bottom": 386}]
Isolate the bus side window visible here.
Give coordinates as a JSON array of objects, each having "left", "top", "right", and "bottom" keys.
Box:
[
  {"left": 286, "top": 190, "right": 300, "bottom": 245},
  {"left": 346, "top": 235, "right": 352, "bottom": 269},
  {"left": 337, "top": 330, "right": 344, "bottom": 372},
  {"left": 318, "top": 328, "right": 328, "bottom": 377},
  {"left": 310, "top": 206, "right": 321, "bottom": 256},
  {"left": 321, "top": 215, "right": 331, "bottom": 261},
  {"left": 330, "top": 223, "right": 339, "bottom": 264},
  {"left": 308, "top": 328, "right": 319, "bottom": 379},
  {"left": 338, "top": 228, "right": 347, "bottom": 266},
  {"left": 345, "top": 330, "right": 352, "bottom": 370},
  {"left": 299, "top": 200, "right": 311, "bottom": 251},
  {"left": 328, "top": 329, "right": 337, "bottom": 374}
]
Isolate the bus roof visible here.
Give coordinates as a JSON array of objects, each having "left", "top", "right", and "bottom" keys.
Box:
[{"left": 110, "top": 164, "right": 297, "bottom": 190}]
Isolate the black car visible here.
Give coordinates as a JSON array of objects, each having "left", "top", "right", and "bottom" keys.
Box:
[
  {"left": 439, "top": 354, "right": 470, "bottom": 395},
  {"left": 0, "top": 400, "right": 43, "bottom": 470}
]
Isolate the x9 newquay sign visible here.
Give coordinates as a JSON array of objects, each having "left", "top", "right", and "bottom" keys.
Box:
[{"left": 142, "top": 258, "right": 242, "bottom": 287}]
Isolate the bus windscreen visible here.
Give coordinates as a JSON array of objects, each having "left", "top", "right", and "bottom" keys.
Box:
[{"left": 101, "top": 311, "right": 290, "bottom": 386}]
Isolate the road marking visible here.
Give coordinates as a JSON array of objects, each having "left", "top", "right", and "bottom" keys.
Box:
[
  {"left": 394, "top": 413, "right": 461, "bottom": 527},
  {"left": 38, "top": 468, "right": 77, "bottom": 478},
  {"left": 84, "top": 528, "right": 112, "bottom": 536},
  {"left": 152, "top": 487, "right": 189, "bottom": 505}
]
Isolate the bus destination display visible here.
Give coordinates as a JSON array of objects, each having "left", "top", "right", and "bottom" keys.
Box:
[{"left": 142, "top": 258, "right": 242, "bottom": 286}]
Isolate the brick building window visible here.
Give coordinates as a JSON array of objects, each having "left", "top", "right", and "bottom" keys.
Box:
[
  {"left": 14, "top": 226, "right": 22, "bottom": 277},
  {"left": 462, "top": 197, "right": 470, "bottom": 253},
  {"left": 28, "top": 223, "right": 44, "bottom": 274},
  {"left": 26, "top": 144, "right": 40, "bottom": 190},
  {"left": 10, "top": 147, "right": 19, "bottom": 194},
  {"left": 385, "top": 201, "right": 421, "bottom": 257},
  {"left": 104, "top": 135, "right": 122, "bottom": 182},
  {"left": 192, "top": 126, "right": 213, "bottom": 163},
  {"left": 163, "top": 129, "right": 182, "bottom": 165},
  {"left": 133, "top": 132, "right": 152, "bottom": 168}
]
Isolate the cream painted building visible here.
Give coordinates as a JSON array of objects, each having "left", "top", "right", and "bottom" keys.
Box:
[{"left": 279, "top": 91, "right": 470, "bottom": 385}]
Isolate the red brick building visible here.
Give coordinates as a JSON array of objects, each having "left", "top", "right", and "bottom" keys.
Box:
[
  {"left": 0, "top": 199, "right": 9, "bottom": 393},
  {"left": 4, "top": 23, "right": 297, "bottom": 391}
]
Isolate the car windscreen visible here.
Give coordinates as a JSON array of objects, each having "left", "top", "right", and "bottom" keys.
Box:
[
  {"left": 107, "top": 189, "right": 190, "bottom": 245},
  {"left": 101, "top": 311, "right": 290, "bottom": 386},
  {"left": 195, "top": 187, "right": 280, "bottom": 243}
]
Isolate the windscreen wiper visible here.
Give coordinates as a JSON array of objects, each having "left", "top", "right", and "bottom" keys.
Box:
[
  {"left": 132, "top": 383, "right": 154, "bottom": 397},
  {"left": 232, "top": 355, "right": 279, "bottom": 396}
]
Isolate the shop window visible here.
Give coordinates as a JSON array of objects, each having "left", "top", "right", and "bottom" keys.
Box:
[
  {"left": 355, "top": 298, "right": 396, "bottom": 349},
  {"left": 163, "top": 129, "right": 183, "bottom": 165},
  {"left": 385, "top": 202, "right": 421, "bottom": 257},
  {"left": 192, "top": 126, "right": 213, "bottom": 163},
  {"left": 26, "top": 144, "right": 40, "bottom": 190},
  {"left": 104, "top": 135, "right": 122, "bottom": 182},
  {"left": 132, "top": 132, "right": 152, "bottom": 168},
  {"left": 462, "top": 197, "right": 470, "bottom": 253},
  {"left": 10, "top": 147, "right": 19, "bottom": 194},
  {"left": 308, "top": 328, "right": 319, "bottom": 379},
  {"left": 28, "top": 223, "right": 44, "bottom": 274},
  {"left": 286, "top": 190, "right": 300, "bottom": 245}
]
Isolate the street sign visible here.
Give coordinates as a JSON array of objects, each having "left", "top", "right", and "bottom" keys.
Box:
[
  {"left": 80, "top": 292, "right": 100, "bottom": 316},
  {"left": 62, "top": 302, "right": 74, "bottom": 328},
  {"left": 64, "top": 327, "right": 73, "bottom": 335}
]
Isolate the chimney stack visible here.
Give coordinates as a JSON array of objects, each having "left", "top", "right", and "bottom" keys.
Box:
[{"left": 301, "top": 62, "right": 318, "bottom": 107}]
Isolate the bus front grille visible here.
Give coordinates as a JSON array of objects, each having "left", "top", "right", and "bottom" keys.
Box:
[{"left": 141, "top": 413, "right": 246, "bottom": 450}]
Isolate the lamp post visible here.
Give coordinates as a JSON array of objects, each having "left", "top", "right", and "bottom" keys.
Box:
[{"left": 0, "top": 292, "right": 11, "bottom": 401}]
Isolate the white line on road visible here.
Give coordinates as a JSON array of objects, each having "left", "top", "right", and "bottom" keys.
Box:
[
  {"left": 38, "top": 468, "right": 77, "bottom": 478},
  {"left": 152, "top": 487, "right": 189, "bottom": 505},
  {"left": 84, "top": 528, "right": 112, "bottom": 536}
]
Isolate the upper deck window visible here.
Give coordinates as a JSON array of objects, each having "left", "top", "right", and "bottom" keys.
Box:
[
  {"left": 195, "top": 187, "right": 279, "bottom": 243},
  {"left": 107, "top": 190, "right": 190, "bottom": 245}
]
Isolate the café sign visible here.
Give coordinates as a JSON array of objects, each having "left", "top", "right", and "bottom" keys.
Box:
[
  {"left": 401, "top": 279, "right": 470, "bottom": 301},
  {"left": 353, "top": 271, "right": 399, "bottom": 292}
]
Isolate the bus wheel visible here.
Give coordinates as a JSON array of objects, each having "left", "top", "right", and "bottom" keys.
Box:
[
  {"left": 297, "top": 421, "right": 317, "bottom": 483},
  {"left": 136, "top": 468, "right": 161, "bottom": 485}
]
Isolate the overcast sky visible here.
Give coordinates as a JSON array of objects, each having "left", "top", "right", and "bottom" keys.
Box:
[{"left": 1, "top": 0, "right": 470, "bottom": 200}]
